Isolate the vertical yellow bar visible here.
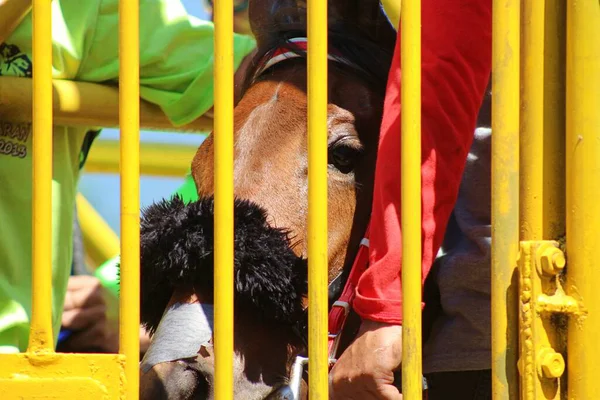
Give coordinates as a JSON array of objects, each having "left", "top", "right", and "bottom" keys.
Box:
[
  {"left": 28, "top": 0, "right": 53, "bottom": 353},
  {"left": 542, "top": 0, "right": 566, "bottom": 241},
  {"left": 213, "top": 0, "right": 234, "bottom": 398},
  {"left": 307, "top": 0, "right": 328, "bottom": 398},
  {"left": 400, "top": 0, "right": 422, "bottom": 398},
  {"left": 543, "top": 1, "right": 567, "bottom": 239},
  {"left": 491, "top": 0, "right": 520, "bottom": 398},
  {"left": 566, "top": 0, "right": 600, "bottom": 398},
  {"left": 119, "top": 0, "right": 140, "bottom": 398},
  {"left": 520, "top": 0, "right": 544, "bottom": 241}
]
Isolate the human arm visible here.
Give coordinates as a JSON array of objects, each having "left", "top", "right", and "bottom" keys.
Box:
[
  {"left": 330, "top": 0, "right": 492, "bottom": 397},
  {"left": 76, "top": 0, "right": 256, "bottom": 126}
]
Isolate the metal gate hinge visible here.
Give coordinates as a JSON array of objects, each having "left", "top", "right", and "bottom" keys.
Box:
[{"left": 518, "top": 240, "right": 581, "bottom": 399}]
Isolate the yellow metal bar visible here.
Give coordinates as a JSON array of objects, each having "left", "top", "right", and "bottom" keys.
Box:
[
  {"left": 0, "top": 77, "right": 213, "bottom": 133},
  {"left": 307, "top": 0, "right": 329, "bottom": 398},
  {"left": 0, "top": 353, "right": 126, "bottom": 398},
  {"left": 520, "top": 0, "right": 544, "bottom": 242},
  {"left": 400, "top": 0, "right": 422, "bottom": 398},
  {"left": 84, "top": 140, "right": 198, "bottom": 177},
  {"left": 491, "top": 0, "right": 520, "bottom": 398},
  {"left": 566, "top": 0, "right": 600, "bottom": 398},
  {"left": 28, "top": 0, "right": 53, "bottom": 353},
  {"left": 519, "top": 1, "right": 569, "bottom": 398},
  {"left": 542, "top": 1, "right": 566, "bottom": 241},
  {"left": 76, "top": 193, "right": 120, "bottom": 268},
  {"left": 119, "top": 0, "right": 140, "bottom": 397},
  {"left": 381, "top": 0, "right": 401, "bottom": 30},
  {"left": 0, "top": 0, "right": 32, "bottom": 43},
  {"left": 213, "top": 0, "right": 234, "bottom": 397}
]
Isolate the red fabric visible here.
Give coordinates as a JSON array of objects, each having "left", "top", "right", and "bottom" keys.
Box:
[
  {"left": 352, "top": 0, "right": 492, "bottom": 324},
  {"left": 328, "top": 229, "right": 370, "bottom": 361}
]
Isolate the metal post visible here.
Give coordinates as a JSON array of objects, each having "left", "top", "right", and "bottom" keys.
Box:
[
  {"left": 118, "top": 0, "right": 140, "bottom": 398},
  {"left": 28, "top": 0, "right": 54, "bottom": 354},
  {"left": 491, "top": 0, "right": 520, "bottom": 398},
  {"left": 213, "top": 0, "right": 235, "bottom": 398},
  {"left": 566, "top": 0, "right": 600, "bottom": 398},
  {"left": 400, "top": 0, "right": 422, "bottom": 397},
  {"left": 307, "top": 0, "right": 329, "bottom": 398}
]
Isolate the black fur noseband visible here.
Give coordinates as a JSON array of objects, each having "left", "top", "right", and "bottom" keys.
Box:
[{"left": 137, "top": 195, "right": 308, "bottom": 341}]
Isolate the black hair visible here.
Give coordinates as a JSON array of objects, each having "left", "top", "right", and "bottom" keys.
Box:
[{"left": 134, "top": 195, "right": 308, "bottom": 342}]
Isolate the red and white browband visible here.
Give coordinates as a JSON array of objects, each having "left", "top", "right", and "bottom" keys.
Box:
[{"left": 252, "top": 37, "right": 362, "bottom": 81}]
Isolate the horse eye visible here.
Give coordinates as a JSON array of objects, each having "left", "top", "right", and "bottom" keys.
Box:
[{"left": 329, "top": 144, "right": 360, "bottom": 174}]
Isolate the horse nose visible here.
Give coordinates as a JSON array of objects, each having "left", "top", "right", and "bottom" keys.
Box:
[{"left": 140, "top": 360, "right": 209, "bottom": 400}]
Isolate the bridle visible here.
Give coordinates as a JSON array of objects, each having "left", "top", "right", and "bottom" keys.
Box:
[
  {"left": 250, "top": 34, "right": 368, "bottom": 350},
  {"left": 251, "top": 38, "right": 373, "bottom": 398},
  {"left": 252, "top": 38, "right": 429, "bottom": 399},
  {"left": 251, "top": 37, "right": 367, "bottom": 84}
]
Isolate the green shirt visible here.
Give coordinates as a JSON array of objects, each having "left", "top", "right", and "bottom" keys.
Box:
[{"left": 0, "top": 0, "right": 255, "bottom": 353}]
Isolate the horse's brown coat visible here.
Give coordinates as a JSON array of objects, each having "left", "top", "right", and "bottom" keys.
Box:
[{"left": 140, "top": 1, "right": 395, "bottom": 398}]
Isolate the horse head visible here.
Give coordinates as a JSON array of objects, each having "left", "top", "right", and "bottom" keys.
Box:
[
  {"left": 195, "top": 0, "right": 395, "bottom": 280},
  {"left": 138, "top": 196, "right": 308, "bottom": 399},
  {"left": 140, "top": 0, "right": 396, "bottom": 398}
]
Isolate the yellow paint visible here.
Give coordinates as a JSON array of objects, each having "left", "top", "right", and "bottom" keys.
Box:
[
  {"left": 29, "top": 0, "right": 54, "bottom": 354},
  {"left": 8, "top": 0, "right": 599, "bottom": 398},
  {"left": 400, "top": 0, "right": 422, "bottom": 398},
  {"left": 76, "top": 193, "right": 120, "bottom": 267},
  {"left": 520, "top": 0, "right": 544, "bottom": 242},
  {"left": 307, "top": 0, "right": 329, "bottom": 398},
  {"left": 84, "top": 140, "right": 198, "bottom": 177},
  {"left": 0, "top": 353, "right": 125, "bottom": 399},
  {"left": 213, "top": 0, "right": 235, "bottom": 398},
  {"left": 566, "top": 0, "right": 600, "bottom": 398},
  {"left": 380, "top": 0, "right": 401, "bottom": 30},
  {"left": 0, "top": 77, "right": 213, "bottom": 132},
  {"left": 2, "top": 1, "right": 128, "bottom": 398},
  {"left": 518, "top": 241, "right": 572, "bottom": 399},
  {"left": 491, "top": 0, "right": 520, "bottom": 398},
  {"left": 541, "top": 1, "right": 566, "bottom": 241},
  {"left": 537, "top": 348, "right": 565, "bottom": 380},
  {"left": 118, "top": 0, "right": 140, "bottom": 398},
  {"left": 519, "top": 5, "right": 568, "bottom": 391}
]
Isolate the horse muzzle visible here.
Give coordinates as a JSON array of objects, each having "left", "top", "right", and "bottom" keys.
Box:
[{"left": 140, "top": 360, "right": 209, "bottom": 400}]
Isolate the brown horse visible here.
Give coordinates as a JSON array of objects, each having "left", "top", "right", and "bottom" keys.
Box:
[{"left": 139, "top": 0, "right": 396, "bottom": 398}]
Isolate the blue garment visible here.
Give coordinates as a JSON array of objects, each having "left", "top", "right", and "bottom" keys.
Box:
[{"left": 56, "top": 263, "right": 75, "bottom": 345}]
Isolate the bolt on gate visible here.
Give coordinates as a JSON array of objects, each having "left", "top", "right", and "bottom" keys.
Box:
[
  {"left": 492, "top": 0, "right": 600, "bottom": 399},
  {"left": 0, "top": 0, "right": 599, "bottom": 399}
]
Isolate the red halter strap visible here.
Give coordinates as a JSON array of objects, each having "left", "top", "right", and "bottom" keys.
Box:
[
  {"left": 254, "top": 37, "right": 371, "bottom": 366},
  {"left": 327, "top": 225, "right": 371, "bottom": 366}
]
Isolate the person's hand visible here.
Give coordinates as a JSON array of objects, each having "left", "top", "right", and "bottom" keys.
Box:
[
  {"left": 329, "top": 320, "right": 403, "bottom": 400},
  {"left": 59, "top": 275, "right": 119, "bottom": 353}
]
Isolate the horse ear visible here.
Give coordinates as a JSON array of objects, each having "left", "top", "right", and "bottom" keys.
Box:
[
  {"left": 329, "top": 0, "right": 396, "bottom": 48},
  {"left": 248, "top": 0, "right": 307, "bottom": 49},
  {"left": 248, "top": 0, "right": 395, "bottom": 50}
]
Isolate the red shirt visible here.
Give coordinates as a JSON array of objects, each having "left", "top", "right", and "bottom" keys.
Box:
[{"left": 352, "top": 0, "right": 492, "bottom": 324}]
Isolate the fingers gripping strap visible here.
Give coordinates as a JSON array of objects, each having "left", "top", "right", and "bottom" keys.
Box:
[{"left": 140, "top": 303, "right": 214, "bottom": 373}]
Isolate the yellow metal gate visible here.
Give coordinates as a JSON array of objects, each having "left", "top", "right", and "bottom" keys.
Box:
[
  {"left": 0, "top": 0, "right": 598, "bottom": 399},
  {"left": 492, "top": 0, "right": 600, "bottom": 399}
]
